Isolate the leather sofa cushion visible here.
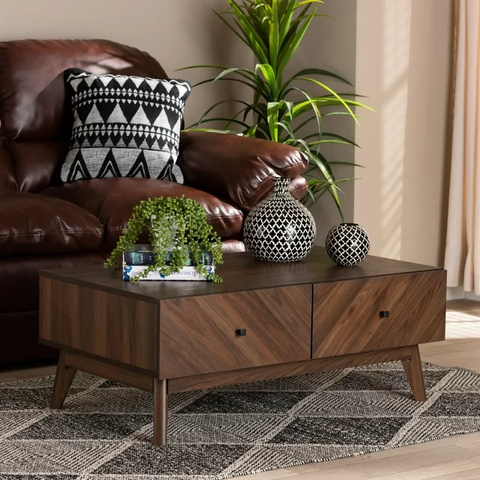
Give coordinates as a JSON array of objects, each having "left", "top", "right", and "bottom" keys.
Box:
[
  {"left": 42, "top": 178, "right": 244, "bottom": 251},
  {"left": 8, "top": 140, "right": 69, "bottom": 193},
  {"left": 0, "top": 253, "right": 105, "bottom": 313},
  {"left": 0, "top": 39, "right": 169, "bottom": 192},
  {"left": 0, "top": 147, "right": 16, "bottom": 190},
  {"left": 0, "top": 192, "right": 103, "bottom": 257}
]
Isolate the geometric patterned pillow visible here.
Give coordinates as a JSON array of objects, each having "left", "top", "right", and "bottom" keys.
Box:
[{"left": 60, "top": 69, "right": 191, "bottom": 184}]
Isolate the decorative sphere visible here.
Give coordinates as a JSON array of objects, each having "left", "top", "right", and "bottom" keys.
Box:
[{"left": 325, "top": 223, "right": 370, "bottom": 266}]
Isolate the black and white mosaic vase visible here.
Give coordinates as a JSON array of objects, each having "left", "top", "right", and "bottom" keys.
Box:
[
  {"left": 325, "top": 223, "right": 371, "bottom": 266},
  {"left": 243, "top": 177, "right": 316, "bottom": 262}
]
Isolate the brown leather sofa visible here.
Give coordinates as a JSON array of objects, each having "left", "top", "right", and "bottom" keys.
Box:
[{"left": 0, "top": 39, "right": 309, "bottom": 368}]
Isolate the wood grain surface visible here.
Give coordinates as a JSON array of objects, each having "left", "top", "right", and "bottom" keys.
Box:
[
  {"left": 153, "top": 379, "right": 168, "bottom": 446},
  {"left": 40, "top": 277, "right": 158, "bottom": 371},
  {"left": 63, "top": 352, "right": 154, "bottom": 392},
  {"left": 313, "top": 271, "right": 446, "bottom": 358},
  {"left": 402, "top": 345, "right": 427, "bottom": 401},
  {"left": 50, "top": 351, "right": 77, "bottom": 409},
  {"left": 39, "top": 247, "right": 442, "bottom": 302},
  {"left": 159, "top": 285, "right": 312, "bottom": 378},
  {"left": 168, "top": 345, "right": 417, "bottom": 393}
]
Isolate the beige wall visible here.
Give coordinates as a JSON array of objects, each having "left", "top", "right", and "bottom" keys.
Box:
[
  {"left": 0, "top": 0, "right": 250, "bottom": 127},
  {"left": 354, "top": 0, "right": 454, "bottom": 267},
  {"left": 291, "top": 0, "right": 453, "bottom": 266}
]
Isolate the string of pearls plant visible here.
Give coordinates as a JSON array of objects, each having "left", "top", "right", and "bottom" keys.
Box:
[{"left": 104, "top": 196, "right": 224, "bottom": 283}]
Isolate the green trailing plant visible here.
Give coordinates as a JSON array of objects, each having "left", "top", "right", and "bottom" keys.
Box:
[
  {"left": 104, "top": 196, "right": 224, "bottom": 283},
  {"left": 180, "top": 0, "right": 373, "bottom": 220}
]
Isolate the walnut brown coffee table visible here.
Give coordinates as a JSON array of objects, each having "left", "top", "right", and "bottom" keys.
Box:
[{"left": 39, "top": 246, "right": 446, "bottom": 446}]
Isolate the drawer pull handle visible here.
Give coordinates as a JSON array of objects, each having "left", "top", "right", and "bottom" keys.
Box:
[
  {"left": 236, "top": 329, "right": 247, "bottom": 337},
  {"left": 380, "top": 311, "right": 390, "bottom": 318}
]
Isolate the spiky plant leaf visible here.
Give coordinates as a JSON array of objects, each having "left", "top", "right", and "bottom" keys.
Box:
[{"left": 180, "top": 0, "right": 373, "bottom": 219}]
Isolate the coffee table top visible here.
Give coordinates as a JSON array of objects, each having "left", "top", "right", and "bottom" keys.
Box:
[{"left": 39, "top": 247, "right": 442, "bottom": 303}]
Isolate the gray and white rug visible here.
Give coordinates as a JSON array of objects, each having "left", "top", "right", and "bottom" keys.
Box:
[{"left": 2, "top": 362, "right": 480, "bottom": 479}]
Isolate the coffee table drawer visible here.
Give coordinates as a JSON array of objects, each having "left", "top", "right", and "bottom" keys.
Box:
[
  {"left": 159, "top": 285, "right": 311, "bottom": 378},
  {"left": 312, "top": 271, "right": 446, "bottom": 358},
  {"left": 40, "top": 278, "right": 157, "bottom": 371}
]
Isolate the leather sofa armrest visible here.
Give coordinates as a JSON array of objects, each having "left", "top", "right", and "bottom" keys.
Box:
[{"left": 177, "top": 131, "right": 309, "bottom": 211}]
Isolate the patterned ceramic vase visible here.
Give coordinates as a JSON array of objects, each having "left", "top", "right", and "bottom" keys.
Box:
[
  {"left": 243, "top": 177, "right": 316, "bottom": 262},
  {"left": 325, "top": 223, "right": 370, "bottom": 266}
]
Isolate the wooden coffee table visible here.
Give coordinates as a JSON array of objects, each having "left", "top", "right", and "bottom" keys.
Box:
[{"left": 39, "top": 247, "right": 446, "bottom": 446}]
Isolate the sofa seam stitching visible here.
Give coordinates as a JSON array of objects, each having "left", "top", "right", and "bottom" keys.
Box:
[{"left": 0, "top": 230, "right": 103, "bottom": 237}]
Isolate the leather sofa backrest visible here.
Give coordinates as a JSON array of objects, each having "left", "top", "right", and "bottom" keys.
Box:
[{"left": 0, "top": 39, "right": 168, "bottom": 192}]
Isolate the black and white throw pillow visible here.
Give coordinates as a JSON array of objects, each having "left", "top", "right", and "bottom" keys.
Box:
[{"left": 61, "top": 69, "right": 191, "bottom": 184}]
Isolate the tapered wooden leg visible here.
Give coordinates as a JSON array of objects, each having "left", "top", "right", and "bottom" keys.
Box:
[
  {"left": 51, "top": 351, "right": 77, "bottom": 409},
  {"left": 402, "top": 345, "right": 427, "bottom": 401},
  {"left": 153, "top": 379, "right": 168, "bottom": 446}
]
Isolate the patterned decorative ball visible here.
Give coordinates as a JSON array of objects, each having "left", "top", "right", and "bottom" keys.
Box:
[
  {"left": 243, "top": 177, "right": 316, "bottom": 262},
  {"left": 325, "top": 223, "right": 370, "bottom": 266}
]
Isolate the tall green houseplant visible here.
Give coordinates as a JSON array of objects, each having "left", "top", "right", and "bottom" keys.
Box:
[{"left": 181, "top": 0, "right": 372, "bottom": 220}]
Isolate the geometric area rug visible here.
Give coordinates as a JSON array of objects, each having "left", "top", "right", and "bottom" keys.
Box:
[{"left": 2, "top": 362, "right": 480, "bottom": 479}]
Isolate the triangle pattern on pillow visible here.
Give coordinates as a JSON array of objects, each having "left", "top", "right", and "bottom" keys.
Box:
[
  {"left": 127, "top": 151, "right": 150, "bottom": 178},
  {"left": 76, "top": 103, "right": 95, "bottom": 125},
  {"left": 84, "top": 104, "right": 103, "bottom": 125},
  {"left": 131, "top": 106, "right": 151, "bottom": 126},
  {"left": 97, "top": 150, "right": 122, "bottom": 178},
  {"left": 98, "top": 101, "right": 117, "bottom": 123},
  {"left": 107, "top": 105, "right": 128, "bottom": 124},
  {"left": 61, "top": 69, "right": 191, "bottom": 184},
  {"left": 67, "top": 150, "right": 93, "bottom": 182},
  {"left": 119, "top": 102, "right": 141, "bottom": 124},
  {"left": 156, "top": 156, "right": 178, "bottom": 181}
]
